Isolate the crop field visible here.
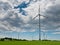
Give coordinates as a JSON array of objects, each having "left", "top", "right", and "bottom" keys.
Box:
[{"left": 0, "top": 41, "right": 60, "bottom": 45}]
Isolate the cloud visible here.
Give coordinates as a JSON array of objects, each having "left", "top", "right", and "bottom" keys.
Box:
[
  {"left": 0, "top": 0, "right": 60, "bottom": 32},
  {"left": 41, "top": 1, "right": 60, "bottom": 30},
  {"left": 52, "top": 32, "right": 60, "bottom": 34},
  {"left": 0, "top": 1, "right": 12, "bottom": 19}
]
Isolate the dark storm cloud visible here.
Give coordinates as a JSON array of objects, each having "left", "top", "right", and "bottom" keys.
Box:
[
  {"left": 40, "top": 4, "right": 60, "bottom": 30},
  {"left": 0, "top": 1, "right": 12, "bottom": 12}
]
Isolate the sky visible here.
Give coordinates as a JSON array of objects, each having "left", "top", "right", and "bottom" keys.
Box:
[{"left": 0, "top": 0, "right": 60, "bottom": 40}]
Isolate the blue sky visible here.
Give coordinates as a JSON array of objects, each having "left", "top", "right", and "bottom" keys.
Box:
[{"left": 0, "top": 0, "right": 60, "bottom": 40}]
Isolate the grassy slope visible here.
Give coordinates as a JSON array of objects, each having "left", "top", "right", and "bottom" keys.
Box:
[{"left": 0, "top": 41, "right": 60, "bottom": 45}]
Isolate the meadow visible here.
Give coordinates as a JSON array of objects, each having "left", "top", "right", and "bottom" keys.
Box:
[{"left": 0, "top": 40, "right": 60, "bottom": 45}]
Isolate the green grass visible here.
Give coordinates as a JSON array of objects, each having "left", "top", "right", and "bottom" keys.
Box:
[{"left": 0, "top": 41, "right": 60, "bottom": 45}]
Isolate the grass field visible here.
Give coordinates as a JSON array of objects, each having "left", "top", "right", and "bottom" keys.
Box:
[{"left": 0, "top": 41, "right": 60, "bottom": 45}]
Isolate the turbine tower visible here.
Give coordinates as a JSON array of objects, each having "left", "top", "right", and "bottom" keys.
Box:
[{"left": 38, "top": 0, "right": 41, "bottom": 40}]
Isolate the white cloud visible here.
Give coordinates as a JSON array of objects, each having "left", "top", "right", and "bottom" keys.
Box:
[
  {"left": 52, "top": 32, "right": 60, "bottom": 34},
  {"left": 0, "top": 0, "right": 8, "bottom": 2}
]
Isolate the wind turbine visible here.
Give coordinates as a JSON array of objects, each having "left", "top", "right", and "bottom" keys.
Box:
[
  {"left": 17, "top": 31, "right": 20, "bottom": 40},
  {"left": 42, "top": 31, "right": 47, "bottom": 40},
  {"left": 32, "top": 0, "right": 42, "bottom": 40},
  {"left": 32, "top": 0, "right": 48, "bottom": 40}
]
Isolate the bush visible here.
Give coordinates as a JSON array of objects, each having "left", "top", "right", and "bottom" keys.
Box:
[{"left": 0, "top": 38, "right": 4, "bottom": 41}]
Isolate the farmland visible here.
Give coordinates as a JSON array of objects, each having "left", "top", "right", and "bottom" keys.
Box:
[{"left": 0, "top": 40, "right": 60, "bottom": 45}]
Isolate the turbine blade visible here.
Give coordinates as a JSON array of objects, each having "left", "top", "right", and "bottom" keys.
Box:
[
  {"left": 40, "top": 15, "right": 48, "bottom": 18},
  {"left": 32, "top": 15, "right": 39, "bottom": 20}
]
